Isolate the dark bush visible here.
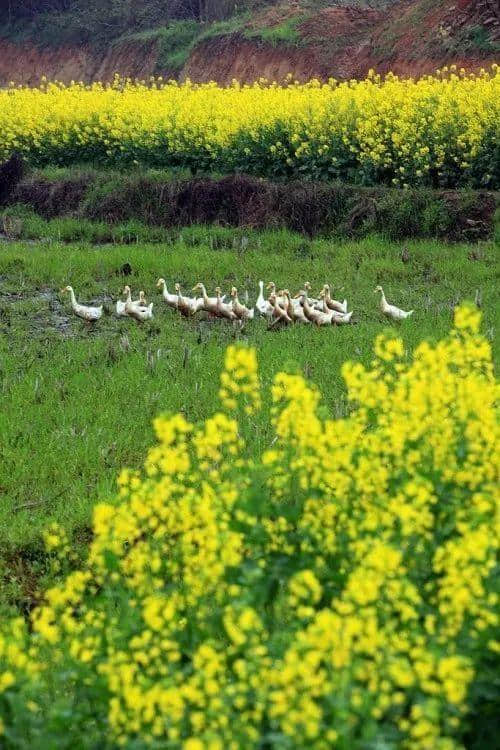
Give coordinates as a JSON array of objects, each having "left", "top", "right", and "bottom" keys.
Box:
[
  {"left": 0, "top": 154, "right": 25, "bottom": 207},
  {"left": 12, "top": 175, "right": 91, "bottom": 217}
]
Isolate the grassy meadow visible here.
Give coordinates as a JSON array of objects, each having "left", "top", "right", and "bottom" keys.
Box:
[{"left": 0, "top": 226, "right": 498, "bottom": 614}]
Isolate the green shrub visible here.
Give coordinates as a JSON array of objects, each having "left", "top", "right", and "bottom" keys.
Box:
[
  {"left": 114, "top": 21, "right": 202, "bottom": 74},
  {"left": 196, "top": 14, "right": 250, "bottom": 43},
  {"left": 245, "top": 15, "right": 306, "bottom": 47}
]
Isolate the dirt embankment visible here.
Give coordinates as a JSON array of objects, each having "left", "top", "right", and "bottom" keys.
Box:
[
  {"left": 189, "top": 0, "right": 499, "bottom": 83},
  {"left": 0, "top": 0, "right": 498, "bottom": 86},
  {"left": 0, "top": 40, "right": 96, "bottom": 85},
  {"left": 0, "top": 38, "right": 163, "bottom": 86}
]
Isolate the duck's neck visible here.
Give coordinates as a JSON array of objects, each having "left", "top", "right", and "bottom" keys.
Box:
[
  {"left": 258, "top": 281, "right": 264, "bottom": 296},
  {"left": 201, "top": 285, "right": 209, "bottom": 304},
  {"left": 125, "top": 288, "right": 132, "bottom": 304},
  {"left": 69, "top": 288, "right": 77, "bottom": 309},
  {"left": 303, "top": 294, "right": 315, "bottom": 316}
]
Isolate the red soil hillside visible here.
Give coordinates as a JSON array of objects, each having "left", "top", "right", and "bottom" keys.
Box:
[
  {"left": 184, "top": 0, "right": 499, "bottom": 82},
  {"left": 0, "top": 0, "right": 498, "bottom": 86}
]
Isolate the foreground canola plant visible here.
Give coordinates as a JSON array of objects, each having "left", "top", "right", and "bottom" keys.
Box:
[
  {"left": 0, "top": 304, "right": 499, "bottom": 749},
  {"left": 1, "top": 66, "right": 499, "bottom": 188}
]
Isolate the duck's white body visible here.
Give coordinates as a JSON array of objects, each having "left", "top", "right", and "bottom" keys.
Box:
[
  {"left": 116, "top": 286, "right": 140, "bottom": 317},
  {"left": 116, "top": 299, "right": 127, "bottom": 317},
  {"left": 256, "top": 281, "right": 273, "bottom": 318},
  {"left": 175, "top": 284, "right": 203, "bottom": 317},
  {"left": 320, "top": 285, "right": 348, "bottom": 314},
  {"left": 215, "top": 287, "right": 237, "bottom": 320},
  {"left": 376, "top": 287, "right": 414, "bottom": 321},
  {"left": 62, "top": 286, "right": 102, "bottom": 322},
  {"left": 181, "top": 295, "right": 203, "bottom": 316},
  {"left": 282, "top": 290, "right": 309, "bottom": 323},
  {"left": 301, "top": 283, "right": 320, "bottom": 309},
  {"left": 157, "top": 279, "right": 178, "bottom": 308},
  {"left": 301, "top": 295, "right": 352, "bottom": 326},
  {"left": 231, "top": 288, "right": 255, "bottom": 321},
  {"left": 270, "top": 294, "right": 292, "bottom": 324},
  {"left": 297, "top": 291, "right": 322, "bottom": 324},
  {"left": 318, "top": 292, "right": 353, "bottom": 324},
  {"left": 193, "top": 283, "right": 228, "bottom": 315},
  {"left": 331, "top": 310, "right": 353, "bottom": 325},
  {"left": 267, "top": 282, "right": 288, "bottom": 308},
  {"left": 314, "top": 310, "right": 337, "bottom": 326},
  {"left": 123, "top": 286, "right": 147, "bottom": 309},
  {"left": 125, "top": 299, "right": 154, "bottom": 322},
  {"left": 194, "top": 283, "right": 218, "bottom": 315}
]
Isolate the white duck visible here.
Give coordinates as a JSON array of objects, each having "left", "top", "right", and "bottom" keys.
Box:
[
  {"left": 295, "top": 288, "right": 322, "bottom": 324},
  {"left": 282, "top": 289, "right": 309, "bottom": 323},
  {"left": 214, "top": 286, "right": 237, "bottom": 320},
  {"left": 256, "top": 280, "right": 274, "bottom": 318},
  {"left": 319, "top": 290, "right": 353, "bottom": 325},
  {"left": 267, "top": 282, "right": 287, "bottom": 307},
  {"left": 122, "top": 285, "right": 147, "bottom": 308},
  {"left": 297, "top": 291, "right": 336, "bottom": 326},
  {"left": 269, "top": 293, "right": 292, "bottom": 325},
  {"left": 231, "top": 286, "right": 255, "bottom": 322},
  {"left": 302, "top": 282, "right": 320, "bottom": 308},
  {"left": 375, "top": 286, "right": 414, "bottom": 321},
  {"left": 319, "top": 284, "right": 347, "bottom": 314},
  {"left": 174, "top": 283, "right": 202, "bottom": 317},
  {"left": 332, "top": 310, "right": 353, "bottom": 325},
  {"left": 116, "top": 288, "right": 128, "bottom": 317},
  {"left": 61, "top": 285, "right": 103, "bottom": 322},
  {"left": 192, "top": 282, "right": 228, "bottom": 314},
  {"left": 116, "top": 286, "right": 145, "bottom": 317},
  {"left": 125, "top": 296, "right": 153, "bottom": 322},
  {"left": 255, "top": 281, "right": 273, "bottom": 317},
  {"left": 156, "top": 278, "right": 178, "bottom": 309}
]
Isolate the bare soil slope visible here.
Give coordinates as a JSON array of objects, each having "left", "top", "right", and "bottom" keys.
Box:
[{"left": 0, "top": 0, "right": 498, "bottom": 85}]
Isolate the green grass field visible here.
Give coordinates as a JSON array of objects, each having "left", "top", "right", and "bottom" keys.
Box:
[{"left": 0, "top": 226, "right": 498, "bottom": 613}]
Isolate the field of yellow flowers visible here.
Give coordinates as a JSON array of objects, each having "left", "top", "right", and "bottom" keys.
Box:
[
  {"left": 0, "top": 304, "right": 498, "bottom": 749},
  {"left": 1, "top": 67, "right": 499, "bottom": 188}
]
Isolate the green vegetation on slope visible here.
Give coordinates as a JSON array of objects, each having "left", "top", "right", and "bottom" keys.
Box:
[
  {"left": 112, "top": 20, "right": 202, "bottom": 73},
  {"left": 0, "top": 228, "right": 498, "bottom": 615}
]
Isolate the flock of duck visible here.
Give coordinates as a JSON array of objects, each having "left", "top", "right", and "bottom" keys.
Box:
[{"left": 60, "top": 281, "right": 414, "bottom": 325}]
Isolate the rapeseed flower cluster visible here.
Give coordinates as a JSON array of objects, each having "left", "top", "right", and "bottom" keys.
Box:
[
  {"left": 0, "top": 304, "right": 498, "bottom": 748},
  {"left": 0, "top": 67, "right": 498, "bottom": 187},
  {"left": 42, "top": 521, "right": 77, "bottom": 574}
]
